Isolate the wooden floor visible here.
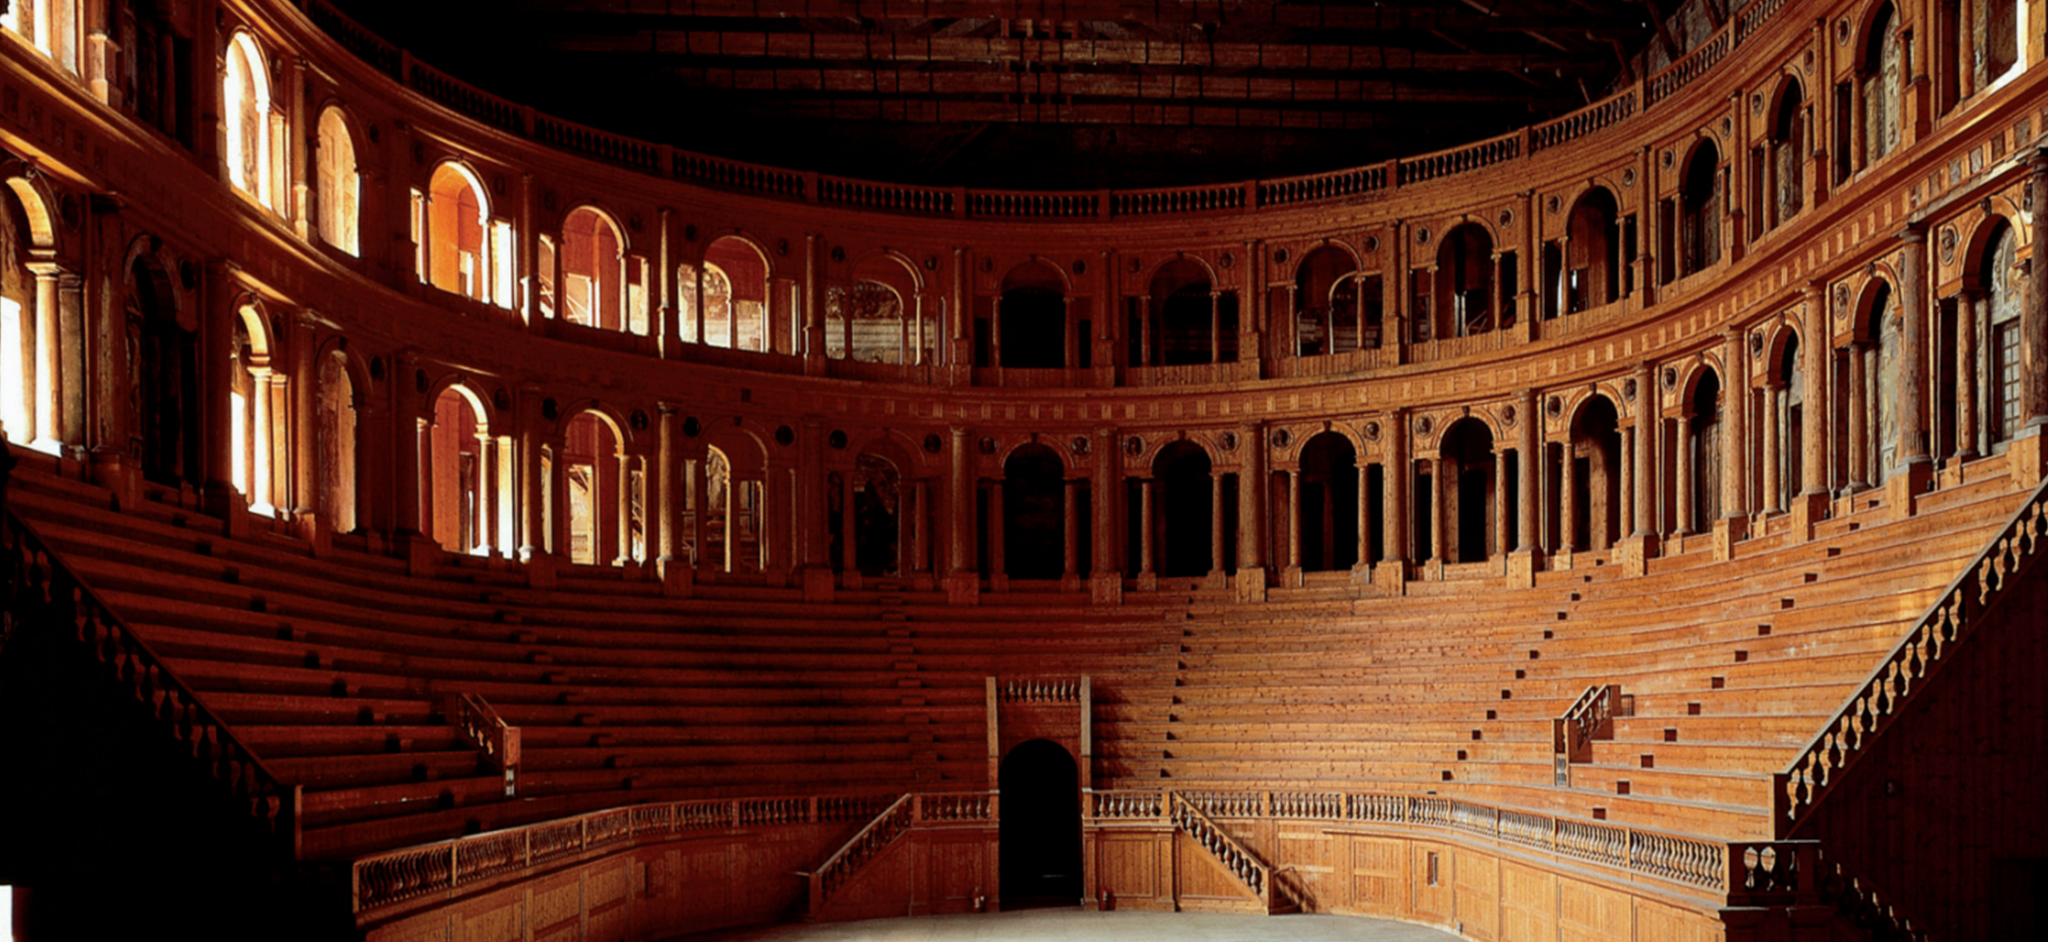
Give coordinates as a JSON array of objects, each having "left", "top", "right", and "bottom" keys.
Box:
[{"left": 674, "top": 910, "right": 1459, "bottom": 941}]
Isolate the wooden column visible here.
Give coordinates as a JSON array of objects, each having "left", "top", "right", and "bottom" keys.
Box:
[
  {"left": 1494, "top": 450, "right": 1510, "bottom": 557},
  {"left": 1519, "top": 389, "right": 1539, "bottom": 552},
  {"left": 655, "top": 404, "right": 679, "bottom": 566},
  {"left": 1897, "top": 226, "right": 1930, "bottom": 469},
  {"left": 1633, "top": 364, "right": 1657, "bottom": 536},
  {"left": 290, "top": 313, "right": 319, "bottom": 518},
  {"left": 913, "top": 480, "right": 931, "bottom": 573},
  {"left": 1286, "top": 469, "right": 1302, "bottom": 570},
  {"left": 1675, "top": 418, "right": 1694, "bottom": 536},
  {"left": 1847, "top": 344, "right": 1870, "bottom": 489},
  {"left": 1236, "top": 426, "right": 1265, "bottom": 579},
  {"left": 1355, "top": 463, "right": 1371, "bottom": 567},
  {"left": 613, "top": 445, "right": 633, "bottom": 564},
  {"left": 1384, "top": 411, "right": 1408, "bottom": 566},
  {"left": 476, "top": 430, "right": 497, "bottom": 556},
  {"left": 1957, "top": 291, "right": 1981, "bottom": 460},
  {"left": 1559, "top": 440, "right": 1577, "bottom": 553},
  {"left": 2026, "top": 150, "right": 2048, "bottom": 436},
  {"left": 1763, "top": 384, "right": 1782, "bottom": 513},
  {"left": 1720, "top": 330, "right": 1746, "bottom": 521},
  {"left": 520, "top": 389, "right": 547, "bottom": 559},
  {"left": 948, "top": 427, "right": 973, "bottom": 576},
  {"left": 1206, "top": 475, "right": 1223, "bottom": 575},
  {"left": 29, "top": 263, "right": 61, "bottom": 450},
  {"left": 1427, "top": 457, "right": 1444, "bottom": 565},
  {"left": 841, "top": 468, "right": 857, "bottom": 575},
  {"left": 1801, "top": 284, "right": 1831, "bottom": 495},
  {"left": 1138, "top": 478, "right": 1155, "bottom": 575},
  {"left": 1063, "top": 479, "right": 1080, "bottom": 577}
]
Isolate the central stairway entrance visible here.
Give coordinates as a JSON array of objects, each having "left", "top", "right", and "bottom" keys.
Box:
[{"left": 999, "top": 739, "right": 1082, "bottom": 908}]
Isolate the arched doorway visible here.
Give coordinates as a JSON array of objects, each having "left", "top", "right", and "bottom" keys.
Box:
[
  {"left": 1439, "top": 419, "right": 1496, "bottom": 563},
  {"left": 998, "top": 261, "right": 1067, "bottom": 369},
  {"left": 1688, "top": 370, "right": 1724, "bottom": 533},
  {"left": 1297, "top": 431, "right": 1358, "bottom": 571},
  {"left": 1435, "top": 223, "right": 1497, "bottom": 337},
  {"left": 1153, "top": 441, "right": 1213, "bottom": 578},
  {"left": 131, "top": 258, "right": 197, "bottom": 486},
  {"left": 998, "top": 739, "right": 1080, "bottom": 908},
  {"left": 1680, "top": 142, "right": 1722, "bottom": 276},
  {"left": 854, "top": 452, "right": 901, "bottom": 576},
  {"left": 1564, "top": 187, "right": 1622, "bottom": 313},
  {"left": 1568, "top": 396, "right": 1623, "bottom": 552},
  {"left": 316, "top": 351, "right": 359, "bottom": 533},
  {"left": 1003, "top": 444, "right": 1064, "bottom": 580}
]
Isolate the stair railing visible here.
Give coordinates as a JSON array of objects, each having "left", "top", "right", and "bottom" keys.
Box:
[
  {"left": 806, "top": 792, "right": 914, "bottom": 919},
  {"left": 1554, "top": 684, "right": 1628, "bottom": 786},
  {"left": 1727, "top": 840, "right": 1929, "bottom": 941},
  {"left": 445, "top": 692, "right": 519, "bottom": 797},
  {"left": 1777, "top": 476, "right": 2048, "bottom": 834},
  {"left": 1167, "top": 791, "right": 1275, "bottom": 910},
  {"left": 0, "top": 504, "right": 301, "bottom": 858}
]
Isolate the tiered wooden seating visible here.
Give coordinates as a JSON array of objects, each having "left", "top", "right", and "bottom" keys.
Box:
[{"left": 1136, "top": 466, "right": 2031, "bottom": 840}]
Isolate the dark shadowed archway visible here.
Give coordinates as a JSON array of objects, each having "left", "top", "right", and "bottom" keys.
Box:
[{"left": 999, "top": 739, "right": 1081, "bottom": 908}]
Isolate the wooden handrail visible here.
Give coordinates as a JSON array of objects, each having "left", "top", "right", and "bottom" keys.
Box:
[
  {"left": 0, "top": 500, "right": 301, "bottom": 859},
  {"left": 806, "top": 793, "right": 913, "bottom": 919},
  {"left": 1553, "top": 684, "right": 1626, "bottom": 786},
  {"left": 1169, "top": 791, "right": 1276, "bottom": 909},
  {"left": 445, "top": 692, "right": 519, "bottom": 797},
  {"left": 1727, "top": 840, "right": 1929, "bottom": 940},
  {"left": 1777, "top": 476, "right": 2048, "bottom": 835}
]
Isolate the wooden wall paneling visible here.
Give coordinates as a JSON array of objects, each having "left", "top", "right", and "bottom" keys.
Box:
[
  {"left": 1498, "top": 860, "right": 1560, "bottom": 942},
  {"left": 925, "top": 830, "right": 995, "bottom": 914},
  {"left": 1275, "top": 824, "right": 1333, "bottom": 911},
  {"left": 1091, "top": 827, "right": 1174, "bottom": 910},
  {"left": 1347, "top": 834, "right": 1410, "bottom": 917},
  {"left": 1557, "top": 877, "right": 1633, "bottom": 942},
  {"left": 817, "top": 833, "right": 917, "bottom": 922},
  {"left": 1453, "top": 845, "right": 1499, "bottom": 941},
  {"left": 1410, "top": 839, "right": 1455, "bottom": 927}
]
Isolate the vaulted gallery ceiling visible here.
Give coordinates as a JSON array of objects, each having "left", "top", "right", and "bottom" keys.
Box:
[{"left": 336, "top": 1, "right": 1664, "bottom": 188}]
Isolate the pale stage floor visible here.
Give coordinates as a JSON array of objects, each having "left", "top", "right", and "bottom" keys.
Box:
[{"left": 679, "top": 909, "right": 1460, "bottom": 941}]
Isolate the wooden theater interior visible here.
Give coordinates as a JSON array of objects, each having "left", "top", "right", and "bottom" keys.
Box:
[{"left": 0, "top": 0, "right": 2046, "bottom": 938}]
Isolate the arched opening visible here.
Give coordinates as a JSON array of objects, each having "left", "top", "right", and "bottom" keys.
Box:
[
  {"left": 563, "top": 411, "right": 634, "bottom": 566},
  {"left": 1564, "top": 188, "right": 1622, "bottom": 314},
  {"left": 1763, "top": 80, "right": 1805, "bottom": 233},
  {"left": 849, "top": 255, "right": 931, "bottom": 365},
  {"left": 223, "top": 31, "right": 277, "bottom": 213},
  {"left": 227, "top": 304, "right": 281, "bottom": 515},
  {"left": 1294, "top": 246, "right": 1369, "bottom": 355},
  {"left": 130, "top": 258, "right": 197, "bottom": 485},
  {"left": 0, "top": 186, "right": 33, "bottom": 448},
  {"left": 1297, "top": 432, "right": 1358, "bottom": 571},
  {"left": 560, "top": 207, "right": 633, "bottom": 333},
  {"left": 424, "top": 163, "right": 492, "bottom": 302},
  {"left": 316, "top": 351, "right": 359, "bottom": 533},
  {"left": 426, "top": 386, "right": 496, "bottom": 555},
  {"left": 1435, "top": 223, "right": 1497, "bottom": 337},
  {"left": 1978, "top": 222, "right": 2023, "bottom": 449},
  {"left": 1680, "top": 142, "right": 1722, "bottom": 276},
  {"left": 998, "top": 739, "right": 1080, "bottom": 908},
  {"left": 998, "top": 261, "right": 1067, "bottom": 369},
  {"left": 695, "top": 237, "right": 769, "bottom": 351},
  {"left": 1688, "top": 370, "right": 1724, "bottom": 533},
  {"left": 1150, "top": 259, "right": 1222, "bottom": 366},
  {"left": 1857, "top": 282, "right": 1901, "bottom": 486},
  {"left": 315, "top": 108, "right": 360, "bottom": 256},
  {"left": 1152, "top": 441, "right": 1213, "bottom": 578},
  {"left": 701, "top": 437, "right": 768, "bottom": 572},
  {"left": 1772, "top": 334, "right": 1805, "bottom": 512},
  {"left": 1002, "top": 444, "right": 1065, "bottom": 580},
  {"left": 852, "top": 453, "right": 902, "bottom": 576},
  {"left": 1438, "top": 419, "right": 1496, "bottom": 564},
  {"left": 1861, "top": 4, "right": 1904, "bottom": 165},
  {"left": 1568, "top": 397, "right": 1623, "bottom": 552}
]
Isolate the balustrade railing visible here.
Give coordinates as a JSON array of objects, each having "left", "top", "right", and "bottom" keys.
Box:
[
  {"left": 292, "top": 0, "right": 1808, "bottom": 218},
  {"left": 444, "top": 692, "right": 518, "bottom": 797},
  {"left": 0, "top": 504, "right": 300, "bottom": 860},
  {"left": 1778, "top": 477, "right": 2048, "bottom": 833},
  {"left": 1087, "top": 788, "right": 1728, "bottom": 893},
  {"left": 1000, "top": 677, "right": 1082, "bottom": 703}
]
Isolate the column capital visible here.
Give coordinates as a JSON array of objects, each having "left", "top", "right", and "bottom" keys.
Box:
[{"left": 1895, "top": 224, "right": 1926, "bottom": 242}]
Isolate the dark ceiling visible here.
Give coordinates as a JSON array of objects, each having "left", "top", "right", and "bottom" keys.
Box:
[{"left": 331, "top": 1, "right": 1662, "bottom": 190}]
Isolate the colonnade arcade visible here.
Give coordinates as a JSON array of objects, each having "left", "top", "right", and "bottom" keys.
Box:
[{"left": 2, "top": 0, "right": 2048, "bottom": 606}]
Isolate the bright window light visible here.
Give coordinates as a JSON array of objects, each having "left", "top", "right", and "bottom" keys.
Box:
[{"left": 1, "top": 297, "right": 25, "bottom": 441}]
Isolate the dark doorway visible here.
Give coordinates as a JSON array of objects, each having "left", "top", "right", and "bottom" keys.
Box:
[
  {"left": 999, "top": 739, "right": 1081, "bottom": 908},
  {"left": 1003, "top": 444, "right": 1065, "bottom": 579},
  {"left": 1153, "top": 441, "right": 1213, "bottom": 578}
]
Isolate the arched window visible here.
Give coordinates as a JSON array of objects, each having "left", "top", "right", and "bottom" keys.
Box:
[
  {"left": 996, "top": 260, "right": 1067, "bottom": 369},
  {"left": 695, "top": 237, "right": 769, "bottom": 351},
  {"left": 1564, "top": 188, "right": 1622, "bottom": 313},
  {"left": 1296, "top": 432, "right": 1358, "bottom": 571},
  {"left": 1294, "top": 246, "right": 1370, "bottom": 355},
  {"left": 1860, "top": 5, "right": 1903, "bottom": 167},
  {"left": 1435, "top": 224, "right": 1497, "bottom": 337},
  {"left": 1148, "top": 442, "right": 1213, "bottom": 578},
  {"left": 1760, "top": 81, "right": 1804, "bottom": 234},
  {"left": 223, "top": 31, "right": 279, "bottom": 213},
  {"left": 563, "top": 411, "right": 636, "bottom": 566},
  {"left": 1000, "top": 444, "right": 1065, "bottom": 579},
  {"left": 1980, "top": 223, "right": 2023, "bottom": 447},
  {"left": 422, "top": 162, "right": 507, "bottom": 305},
  {"left": 228, "top": 304, "right": 282, "bottom": 516},
  {"left": 0, "top": 185, "right": 31, "bottom": 447},
  {"left": 1150, "top": 259, "right": 1226, "bottom": 366},
  {"left": 1772, "top": 334, "right": 1805, "bottom": 512},
  {"left": 561, "top": 208, "right": 630, "bottom": 332},
  {"left": 1865, "top": 283, "right": 1901, "bottom": 485},
  {"left": 129, "top": 256, "right": 197, "bottom": 485},
  {"left": 315, "top": 108, "right": 359, "bottom": 256},
  {"left": 1565, "top": 397, "right": 1623, "bottom": 552},
  {"left": 425, "top": 386, "right": 511, "bottom": 556},
  {"left": 1438, "top": 419, "right": 1497, "bottom": 563},
  {"left": 316, "top": 351, "right": 359, "bottom": 533},
  {"left": 1680, "top": 142, "right": 1722, "bottom": 276},
  {"left": 840, "top": 255, "right": 929, "bottom": 365},
  {"left": 4, "top": 0, "right": 78, "bottom": 71},
  {"left": 1688, "top": 370, "right": 1724, "bottom": 533}
]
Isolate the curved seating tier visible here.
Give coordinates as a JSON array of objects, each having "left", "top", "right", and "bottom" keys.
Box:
[{"left": 7, "top": 446, "right": 2029, "bottom": 859}]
